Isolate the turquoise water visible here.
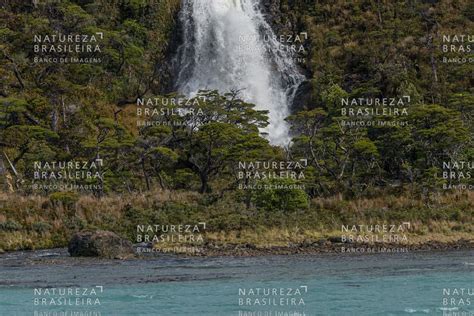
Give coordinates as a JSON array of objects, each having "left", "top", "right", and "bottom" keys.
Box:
[{"left": 0, "top": 249, "right": 472, "bottom": 315}]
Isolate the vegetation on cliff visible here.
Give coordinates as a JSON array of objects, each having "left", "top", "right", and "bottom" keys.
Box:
[{"left": 0, "top": 0, "right": 472, "bottom": 251}]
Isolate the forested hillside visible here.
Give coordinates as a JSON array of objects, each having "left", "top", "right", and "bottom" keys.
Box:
[
  {"left": 274, "top": 0, "right": 473, "bottom": 197},
  {"left": 0, "top": 0, "right": 472, "bottom": 251}
]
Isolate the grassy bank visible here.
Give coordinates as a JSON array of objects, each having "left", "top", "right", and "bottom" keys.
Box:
[{"left": 0, "top": 190, "right": 472, "bottom": 252}]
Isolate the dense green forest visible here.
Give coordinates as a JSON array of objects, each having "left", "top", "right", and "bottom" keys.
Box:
[{"left": 0, "top": 0, "right": 472, "bottom": 251}]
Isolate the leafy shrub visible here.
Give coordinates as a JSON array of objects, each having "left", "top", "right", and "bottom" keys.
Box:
[
  {"left": 0, "top": 219, "right": 23, "bottom": 231},
  {"left": 49, "top": 192, "right": 79, "bottom": 208},
  {"left": 32, "top": 221, "right": 52, "bottom": 234},
  {"left": 252, "top": 178, "right": 309, "bottom": 213}
]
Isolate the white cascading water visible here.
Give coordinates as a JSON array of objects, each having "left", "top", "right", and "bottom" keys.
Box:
[{"left": 174, "top": 0, "right": 304, "bottom": 146}]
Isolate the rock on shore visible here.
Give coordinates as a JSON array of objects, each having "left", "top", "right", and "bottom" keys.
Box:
[{"left": 68, "top": 230, "right": 134, "bottom": 259}]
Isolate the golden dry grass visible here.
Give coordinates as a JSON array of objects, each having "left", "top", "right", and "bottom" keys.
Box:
[{"left": 0, "top": 190, "right": 472, "bottom": 251}]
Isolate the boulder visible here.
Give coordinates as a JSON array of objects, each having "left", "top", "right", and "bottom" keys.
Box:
[
  {"left": 328, "top": 236, "right": 346, "bottom": 243},
  {"left": 68, "top": 230, "right": 134, "bottom": 259}
]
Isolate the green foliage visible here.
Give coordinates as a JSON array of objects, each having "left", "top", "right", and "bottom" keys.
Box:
[
  {"left": 0, "top": 0, "right": 471, "bottom": 204},
  {"left": 353, "top": 139, "right": 379, "bottom": 158},
  {"left": 0, "top": 0, "right": 471, "bottom": 254},
  {"left": 32, "top": 221, "right": 53, "bottom": 234},
  {"left": 49, "top": 192, "right": 79, "bottom": 208},
  {"left": 252, "top": 178, "right": 309, "bottom": 213},
  {"left": 0, "top": 219, "right": 23, "bottom": 231}
]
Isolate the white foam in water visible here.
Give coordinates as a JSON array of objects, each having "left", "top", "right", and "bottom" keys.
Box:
[
  {"left": 404, "top": 308, "right": 430, "bottom": 313},
  {"left": 132, "top": 294, "right": 154, "bottom": 299},
  {"left": 175, "top": 0, "right": 304, "bottom": 146},
  {"left": 439, "top": 307, "right": 460, "bottom": 311}
]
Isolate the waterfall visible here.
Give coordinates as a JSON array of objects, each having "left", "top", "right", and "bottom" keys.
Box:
[{"left": 174, "top": 0, "right": 304, "bottom": 146}]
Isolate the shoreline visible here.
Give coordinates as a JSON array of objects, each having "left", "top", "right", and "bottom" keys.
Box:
[
  {"left": 145, "top": 238, "right": 474, "bottom": 257},
  {"left": 0, "top": 239, "right": 474, "bottom": 264}
]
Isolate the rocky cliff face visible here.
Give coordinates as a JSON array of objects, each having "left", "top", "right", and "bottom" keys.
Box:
[
  {"left": 259, "top": 0, "right": 314, "bottom": 112},
  {"left": 260, "top": 0, "right": 299, "bottom": 34},
  {"left": 158, "top": 2, "right": 185, "bottom": 95}
]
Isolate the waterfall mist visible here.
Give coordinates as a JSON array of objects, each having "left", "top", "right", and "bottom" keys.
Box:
[{"left": 174, "top": 0, "right": 304, "bottom": 146}]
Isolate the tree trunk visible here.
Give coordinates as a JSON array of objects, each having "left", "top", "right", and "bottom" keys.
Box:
[
  {"left": 0, "top": 154, "right": 14, "bottom": 192},
  {"left": 142, "top": 159, "right": 150, "bottom": 191},
  {"left": 199, "top": 173, "right": 208, "bottom": 193}
]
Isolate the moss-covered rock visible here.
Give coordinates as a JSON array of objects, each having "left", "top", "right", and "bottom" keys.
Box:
[{"left": 68, "top": 230, "right": 134, "bottom": 259}]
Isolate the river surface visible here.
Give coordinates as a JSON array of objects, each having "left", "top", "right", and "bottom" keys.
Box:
[{"left": 0, "top": 249, "right": 472, "bottom": 315}]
